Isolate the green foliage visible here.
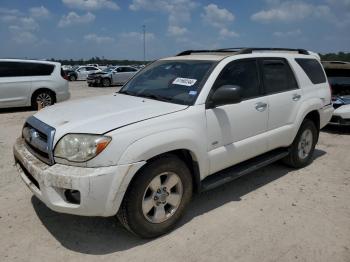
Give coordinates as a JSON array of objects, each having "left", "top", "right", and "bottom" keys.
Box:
[{"left": 320, "top": 52, "right": 350, "bottom": 62}]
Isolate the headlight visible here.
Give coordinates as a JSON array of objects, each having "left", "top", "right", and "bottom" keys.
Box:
[{"left": 54, "top": 134, "right": 111, "bottom": 162}]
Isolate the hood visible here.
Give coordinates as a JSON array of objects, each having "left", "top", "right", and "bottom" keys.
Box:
[
  {"left": 33, "top": 93, "right": 187, "bottom": 141},
  {"left": 89, "top": 72, "right": 110, "bottom": 77},
  {"left": 333, "top": 95, "right": 350, "bottom": 106}
]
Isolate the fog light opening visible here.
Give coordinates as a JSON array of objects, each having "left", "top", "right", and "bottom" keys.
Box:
[{"left": 64, "top": 189, "right": 81, "bottom": 204}]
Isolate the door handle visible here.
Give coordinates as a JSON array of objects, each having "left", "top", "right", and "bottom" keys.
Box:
[
  {"left": 292, "top": 94, "right": 301, "bottom": 101},
  {"left": 255, "top": 102, "right": 268, "bottom": 112}
]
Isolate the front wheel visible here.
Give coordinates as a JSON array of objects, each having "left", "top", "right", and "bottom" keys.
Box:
[
  {"left": 283, "top": 119, "right": 318, "bottom": 168},
  {"left": 32, "top": 90, "right": 55, "bottom": 110},
  {"left": 117, "top": 155, "right": 193, "bottom": 238},
  {"left": 102, "top": 78, "right": 111, "bottom": 87},
  {"left": 69, "top": 75, "right": 76, "bottom": 81}
]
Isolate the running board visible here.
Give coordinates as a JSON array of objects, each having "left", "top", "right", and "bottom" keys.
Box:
[{"left": 201, "top": 148, "right": 290, "bottom": 192}]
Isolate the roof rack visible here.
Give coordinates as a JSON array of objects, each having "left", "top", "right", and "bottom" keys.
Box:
[
  {"left": 239, "top": 48, "right": 309, "bottom": 55},
  {"left": 176, "top": 47, "right": 310, "bottom": 56},
  {"left": 176, "top": 49, "right": 235, "bottom": 56}
]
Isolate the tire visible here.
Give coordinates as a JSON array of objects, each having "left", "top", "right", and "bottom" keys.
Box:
[
  {"left": 69, "top": 75, "right": 76, "bottom": 81},
  {"left": 117, "top": 155, "right": 193, "bottom": 238},
  {"left": 102, "top": 78, "right": 111, "bottom": 87},
  {"left": 283, "top": 119, "right": 318, "bottom": 168},
  {"left": 31, "top": 90, "right": 55, "bottom": 110}
]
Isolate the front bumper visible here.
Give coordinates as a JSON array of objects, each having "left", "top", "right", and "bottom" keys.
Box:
[
  {"left": 329, "top": 115, "right": 350, "bottom": 126},
  {"left": 13, "top": 138, "right": 144, "bottom": 217},
  {"left": 87, "top": 78, "right": 100, "bottom": 84}
]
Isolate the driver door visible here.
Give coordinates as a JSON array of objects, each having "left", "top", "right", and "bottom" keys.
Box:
[
  {"left": 77, "top": 67, "right": 88, "bottom": 80},
  {"left": 206, "top": 59, "right": 269, "bottom": 174}
]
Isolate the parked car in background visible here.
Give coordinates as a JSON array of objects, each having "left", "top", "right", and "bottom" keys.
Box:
[
  {"left": 87, "top": 64, "right": 99, "bottom": 67},
  {"left": 322, "top": 61, "right": 350, "bottom": 125},
  {"left": 87, "top": 66, "right": 138, "bottom": 87},
  {"left": 14, "top": 48, "right": 333, "bottom": 238},
  {"left": 64, "top": 69, "right": 78, "bottom": 81},
  {"left": 66, "top": 66, "right": 101, "bottom": 81},
  {"left": 0, "top": 59, "right": 70, "bottom": 109}
]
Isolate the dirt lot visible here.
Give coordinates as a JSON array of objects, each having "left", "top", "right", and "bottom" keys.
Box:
[{"left": 0, "top": 81, "right": 349, "bottom": 262}]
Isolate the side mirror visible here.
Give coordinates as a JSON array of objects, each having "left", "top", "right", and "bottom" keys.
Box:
[{"left": 208, "top": 85, "right": 242, "bottom": 108}]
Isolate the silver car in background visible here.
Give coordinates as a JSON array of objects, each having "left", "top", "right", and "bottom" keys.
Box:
[
  {"left": 87, "top": 66, "right": 139, "bottom": 87},
  {"left": 0, "top": 59, "right": 70, "bottom": 109}
]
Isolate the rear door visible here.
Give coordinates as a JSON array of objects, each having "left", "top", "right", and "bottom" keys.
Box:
[
  {"left": 259, "top": 58, "right": 301, "bottom": 150},
  {"left": 76, "top": 67, "right": 88, "bottom": 80},
  {"left": 0, "top": 61, "right": 32, "bottom": 108},
  {"left": 206, "top": 58, "right": 269, "bottom": 174},
  {"left": 118, "top": 67, "right": 132, "bottom": 83},
  {"left": 112, "top": 67, "right": 123, "bottom": 84},
  {"left": 123, "top": 67, "right": 138, "bottom": 82}
]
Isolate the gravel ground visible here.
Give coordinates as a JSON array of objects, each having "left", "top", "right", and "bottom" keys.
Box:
[{"left": 0, "top": 81, "right": 349, "bottom": 262}]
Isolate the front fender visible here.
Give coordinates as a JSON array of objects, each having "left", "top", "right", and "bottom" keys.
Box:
[{"left": 118, "top": 128, "right": 208, "bottom": 177}]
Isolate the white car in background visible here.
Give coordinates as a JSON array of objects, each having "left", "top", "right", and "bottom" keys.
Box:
[
  {"left": 323, "top": 61, "right": 350, "bottom": 126},
  {"left": 75, "top": 66, "right": 101, "bottom": 81},
  {"left": 87, "top": 66, "right": 138, "bottom": 87},
  {"left": 0, "top": 59, "right": 70, "bottom": 109}
]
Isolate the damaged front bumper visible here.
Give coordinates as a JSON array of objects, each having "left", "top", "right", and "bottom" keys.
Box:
[{"left": 13, "top": 138, "right": 144, "bottom": 217}]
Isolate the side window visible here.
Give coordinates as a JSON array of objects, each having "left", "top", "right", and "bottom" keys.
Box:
[
  {"left": 0, "top": 62, "right": 54, "bottom": 77},
  {"left": 124, "top": 67, "right": 137, "bottom": 72},
  {"left": 24, "top": 63, "right": 54, "bottom": 76},
  {"left": 0, "top": 62, "right": 20, "bottom": 77},
  {"left": 261, "top": 59, "right": 298, "bottom": 94},
  {"left": 116, "top": 67, "right": 122, "bottom": 72},
  {"left": 214, "top": 59, "right": 260, "bottom": 100},
  {"left": 295, "top": 58, "right": 326, "bottom": 84}
]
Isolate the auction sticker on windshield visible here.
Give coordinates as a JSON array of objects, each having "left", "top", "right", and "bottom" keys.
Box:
[{"left": 173, "top": 77, "right": 197, "bottom": 87}]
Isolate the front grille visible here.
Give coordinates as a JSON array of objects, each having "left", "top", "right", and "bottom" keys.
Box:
[
  {"left": 22, "top": 116, "right": 55, "bottom": 165},
  {"left": 330, "top": 116, "right": 341, "bottom": 123}
]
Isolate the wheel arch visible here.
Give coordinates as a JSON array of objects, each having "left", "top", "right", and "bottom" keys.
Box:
[
  {"left": 31, "top": 87, "right": 57, "bottom": 105},
  {"left": 108, "top": 148, "right": 202, "bottom": 216}
]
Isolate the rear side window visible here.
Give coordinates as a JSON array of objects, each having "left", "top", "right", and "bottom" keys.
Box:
[
  {"left": 214, "top": 59, "right": 260, "bottom": 100},
  {"left": 0, "top": 62, "right": 54, "bottom": 77},
  {"left": 295, "top": 58, "right": 326, "bottom": 84},
  {"left": 261, "top": 59, "right": 298, "bottom": 95}
]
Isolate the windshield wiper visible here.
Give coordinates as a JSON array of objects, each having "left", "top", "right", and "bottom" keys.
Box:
[
  {"left": 119, "top": 90, "right": 136, "bottom": 96},
  {"left": 138, "top": 93, "right": 173, "bottom": 103}
]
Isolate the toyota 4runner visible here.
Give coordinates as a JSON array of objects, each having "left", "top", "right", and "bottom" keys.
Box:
[{"left": 13, "top": 48, "right": 333, "bottom": 238}]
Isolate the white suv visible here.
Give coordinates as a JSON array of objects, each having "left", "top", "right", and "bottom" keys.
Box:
[
  {"left": 0, "top": 59, "right": 70, "bottom": 109},
  {"left": 13, "top": 48, "right": 333, "bottom": 238}
]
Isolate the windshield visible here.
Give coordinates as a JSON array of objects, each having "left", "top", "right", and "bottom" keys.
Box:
[
  {"left": 103, "top": 67, "right": 114, "bottom": 73},
  {"left": 119, "top": 60, "right": 215, "bottom": 105}
]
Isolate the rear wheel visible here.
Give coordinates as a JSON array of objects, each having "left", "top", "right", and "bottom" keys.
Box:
[
  {"left": 69, "top": 75, "right": 76, "bottom": 81},
  {"left": 283, "top": 119, "right": 318, "bottom": 168},
  {"left": 102, "top": 78, "right": 111, "bottom": 87},
  {"left": 32, "top": 90, "right": 55, "bottom": 109},
  {"left": 117, "top": 155, "right": 193, "bottom": 238}
]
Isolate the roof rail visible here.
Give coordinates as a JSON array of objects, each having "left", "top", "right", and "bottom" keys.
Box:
[
  {"left": 176, "top": 49, "right": 236, "bottom": 56},
  {"left": 176, "top": 47, "right": 310, "bottom": 56},
  {"left": 239, "top": 48, "right": 309, "bottom": 55}
]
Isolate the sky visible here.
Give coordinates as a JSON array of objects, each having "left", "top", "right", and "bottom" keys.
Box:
[{"left": 0, "top": 0, "right": 349, "bottom": 60}]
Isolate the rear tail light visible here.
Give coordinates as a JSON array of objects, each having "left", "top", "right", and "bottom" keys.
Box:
[{"left": 61, "top": 68, "right": 68, "bottom": 80}]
